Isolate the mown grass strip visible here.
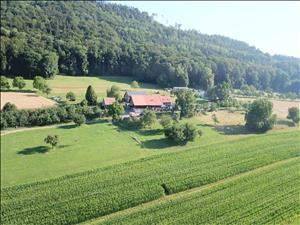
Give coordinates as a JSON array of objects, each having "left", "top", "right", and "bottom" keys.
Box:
[
  {"left": 86, "top": 158, "right": 300, "bottom": 225},
  {"left": 1, "top": 130, "right": 299, "bottom": 225}
]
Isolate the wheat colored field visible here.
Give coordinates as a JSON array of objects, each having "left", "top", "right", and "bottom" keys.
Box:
[
  {"left": 1, "top": 92, "right": 56, "bottom": 110},
  {"left": 236, "top": 97, "right": 300, "bottom": 118}
]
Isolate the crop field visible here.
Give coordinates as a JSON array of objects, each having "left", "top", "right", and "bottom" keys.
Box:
[
  {"left": 6, "top": 75, "right": 163, "bottom": 103},
  {"left": 1, "top": 130, "right": 299, "bottom": 225},
  {"left": 0, "top": 92, "right": 56, "bottom": 110},
  {"left": 87, "top": 158, "right": 299, "bottom": 225}
]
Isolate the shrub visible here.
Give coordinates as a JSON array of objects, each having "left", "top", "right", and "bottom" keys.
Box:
[
  {"left": 245, "top": 99, "right": 276, "bottom": 132},
  {"left": 108, "top": 102, "right": 124, "bottom": 121},
  {"left": 66, "top": 92, "right": 76, "bottom": 101},
  {"left": 107, "top": 85, "right": 122, "bottom": 101},
  {"left": 165, "top": 122, "right": 201, "bottom": 145},
  {"left": 0, "top": 75, "right": 10, "bottom": 90},
  {"left": 2, "top": 102, "right": 17, "bottom": 112},
  {"left": 44, "top": 135, "right": 59, "bottom": 149},
  {"left": 73, "top": 114, "right": 86, "bottom": 126},
  {"left": 160, "top": 114, "right": 173, "bottom": 129},
  {"left": 85, "top": 85, "right": 97, "bottom": 105},
  {"left": 12, "top": 76, "right": 26, "bottom": 90},
  {"left": 140, "top": 109, "right": 157, "bottom": 128},
  {"left": 287, "top": 107, "right": 300, "bottom": 125},
  {"left": 33, "top": 76, "right": 46, "bottom": 91},
  {"left": 130, "top": 80, "right": 139, "bottom": 88}
]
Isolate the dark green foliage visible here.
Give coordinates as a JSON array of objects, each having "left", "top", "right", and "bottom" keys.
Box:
[
  {"left": 108, "top": 102, "right": 124, "bottom": 120},
  {"left": 85, "top": 85, "right": 97, "bottom": 105},
  {"left": 207, "top": 82, "right": 231, "bottom": 101},
  {"left": 140, "top": 109, "right": 157, "bottom": 128},
  {"left": 175, "top": 89, "right": 196, "bottom": 118},
  {"left": 159, "top": 114, "right": 173, "bottom": 128},
  {"left": 245, "top": 99, "right": 276, "bottom": 132},
  {"left": 33, "top": 76, "right": 46, "bottom": 91},
  {"left": 73, "top": 114, "right": 86, "bottom": 126},
  {"left": 0, "top": 75, "right": 10, "bottom": 89},
  {"left": 44, "top": 135, "right": 59, "bottom": 149},
  {"left": 66, "top": 91, "right": 76, "bottom": 101},
  {"left": 0, "top": 104, "right": 101, "bottom": 129},
  {"left": 12, "top": 76, "right": 25, "bottom": 89},
  {"left": 2, "top": 102, "right": 17, "bottom": 112},
  {"left": 164, "top": 122, "right": 200, "bottom": 145},
  {"left": 0, "top": 1, "right": 298, "bottom": 93},
  {"left": 106, "top": 85, "right": 122, "bottom": 101},
  {"left": 287, "top": 107, "right": 300, "bottom": 124},
  {"left": 42, "top": 85, "right": 51, "bottom": 96},
  {"left": 40, "top": 52, "right": 59, "bottom": 78}
]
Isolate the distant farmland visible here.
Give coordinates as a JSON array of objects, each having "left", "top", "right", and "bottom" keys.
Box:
[{"left": 1, "top": 92, "right": 56, "bottom": 110}]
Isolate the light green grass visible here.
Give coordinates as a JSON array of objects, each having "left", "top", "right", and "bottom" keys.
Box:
[
  {"left": 7, "top": 75, "right": 163, "bottom": 103},
  {"left": 1, "top": 118, "right": 228, "bottom": 187}
]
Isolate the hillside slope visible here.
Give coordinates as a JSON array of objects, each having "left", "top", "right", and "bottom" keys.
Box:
[{"left": 1, "top": 1, "right": 299, "bottom": 92}]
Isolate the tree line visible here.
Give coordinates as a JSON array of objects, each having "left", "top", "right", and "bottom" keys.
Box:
[{"left": 1, "top": 1, "right": 299, "bottom": 93}]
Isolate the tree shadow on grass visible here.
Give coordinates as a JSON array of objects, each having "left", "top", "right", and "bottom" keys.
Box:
[
  {"left": 214, "top": 125, "right": 253, "bottom": 135},
  {"left": 17, "top": 146, "right": 49, "bottom": 155},
  {"left": 276, "top": 119, "right": 295, "bottom": 127},
  {"left": 17, "top": 144, "right": 71, "bottom": 155},
  {"left": 138, "top": 129, "right": 164, "bottom": 136},
  {"left": 58, "top": 124, "right": 77, "bottom": 129},
  {"left": 142, "top": 138, "right": 178, "bottom": 149}
]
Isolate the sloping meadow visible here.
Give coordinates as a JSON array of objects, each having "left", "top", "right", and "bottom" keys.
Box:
[{"left": 1, "top": 130, "right": 299, "bottom": 225}]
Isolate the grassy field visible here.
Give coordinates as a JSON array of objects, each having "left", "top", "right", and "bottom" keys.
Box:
[
  {"left": 1, "top": 118, "right": 231, "bottom": 187},
  {"left": 85, "top": 158, "right": 299, "bottom": 225},
  {"left": 6, "top": 75, "right": 164, "bottom": 103},
  {"left": 1, "top": 129, "right": 299, "bottom": 225}
]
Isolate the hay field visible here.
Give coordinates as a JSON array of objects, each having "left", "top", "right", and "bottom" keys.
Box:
[{"left": 1, "top": 92, "right": 56, "bottom": 110}]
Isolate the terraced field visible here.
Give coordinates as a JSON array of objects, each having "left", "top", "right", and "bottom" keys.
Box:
[{"left": 1, "top": 130, "right": 299, "bottom": 225}]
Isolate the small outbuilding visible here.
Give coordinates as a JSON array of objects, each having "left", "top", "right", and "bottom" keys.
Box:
[{"left": 102, "top": 97, "right": 116, "bottom": 108}]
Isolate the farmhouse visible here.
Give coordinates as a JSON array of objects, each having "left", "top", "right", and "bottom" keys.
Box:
[
  {"left": 102, "top": 97, "right": 116, "bottom": 108},
  {"left": 124, "top": 91, "right": 147, "bottom": 103},
  {"left": 129, "top": 95, "right": 172, "bottom": 113}
]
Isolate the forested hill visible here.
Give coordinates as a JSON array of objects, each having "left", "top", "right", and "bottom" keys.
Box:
[{"left": 1, "top": 1, "right": 299, "bottom": 93}]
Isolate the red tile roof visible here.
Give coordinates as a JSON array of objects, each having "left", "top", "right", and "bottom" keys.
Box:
[
  {"left": 160, "top": 95, "right": 172, "bottom": 104},
  {"left": 131, "top": 95, "right": 162, "bottom": 106},
  {"left": 130, "top": 95, "right": 172, "bottom": 107},
  {"left": 103, "top": 97, "right": 115, "bottom": 105}
]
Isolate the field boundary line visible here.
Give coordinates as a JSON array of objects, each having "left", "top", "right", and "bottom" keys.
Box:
[{"left": 81, "top": 156, "right": 300, "bottom": 225}]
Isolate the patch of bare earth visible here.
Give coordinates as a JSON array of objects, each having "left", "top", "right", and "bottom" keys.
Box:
[{"left": 1, "top": 92, "right": 56, "bottom": 110}]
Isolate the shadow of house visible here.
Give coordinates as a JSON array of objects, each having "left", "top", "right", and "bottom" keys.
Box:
[{"left": 18, "top": 146, "right": 49, "bottom": 155}]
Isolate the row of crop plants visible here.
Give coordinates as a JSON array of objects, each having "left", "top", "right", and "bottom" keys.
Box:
[
  {"left": 94, "top": 158, "right": 300, "bottom": 225},
  {"left": 1, "top": 130, "right": 299, "bottom": 225}
]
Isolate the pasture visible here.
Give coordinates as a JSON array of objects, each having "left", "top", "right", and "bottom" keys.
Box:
[
  {"left": 1, "top": 118, "right": 227, "bottom": 187},
  {"left": 1, "top": 130, "right": 299, "bottom": 225},
  {"left": 0, "top": 92, "right": 56, "bottom": 110}
]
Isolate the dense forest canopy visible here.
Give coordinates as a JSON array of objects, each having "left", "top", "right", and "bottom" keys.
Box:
[{"left": 1, "top": 1, "right": 299, "bottom": 93}]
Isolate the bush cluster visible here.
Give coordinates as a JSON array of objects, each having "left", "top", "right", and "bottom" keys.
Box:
[{"left": 1, "top": 103, "right": 102, "bottom": 129}]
